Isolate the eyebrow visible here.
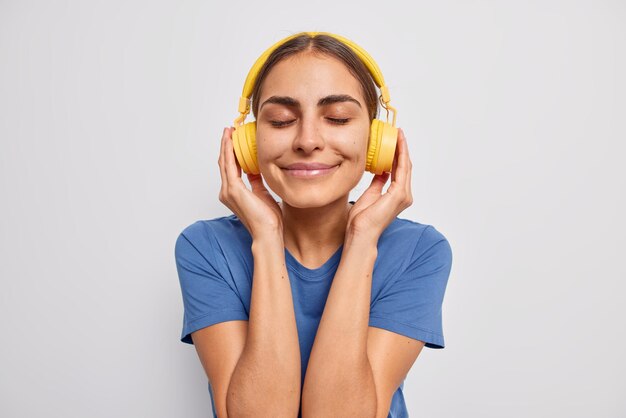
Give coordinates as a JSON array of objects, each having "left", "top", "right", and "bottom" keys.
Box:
[{"left": 259, "top": 94, "right": 362, "bottom": 111}]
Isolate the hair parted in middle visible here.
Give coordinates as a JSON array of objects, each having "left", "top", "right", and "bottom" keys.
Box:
[{"left": 250, "top": 33, "right": 380, "bottom": 123}]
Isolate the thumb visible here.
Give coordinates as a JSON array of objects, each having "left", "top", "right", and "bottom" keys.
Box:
[
  {"left": 366, "top": 172, "right": 390, "bottom": 195},
  {"left": 247, "top": 173, "right": 268, "bottom": 193}
]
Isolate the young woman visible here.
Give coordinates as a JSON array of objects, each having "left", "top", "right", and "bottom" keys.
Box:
[{"left": 175, "top": 32, "right": 453, "bottom": 418}]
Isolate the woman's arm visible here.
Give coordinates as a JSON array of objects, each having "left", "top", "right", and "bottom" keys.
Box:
[
  {"left": 217, "top": 127, "right": 301, "bottom": 417},
  {"left": 302, "top": 128, "right": 413, "bottom": 418},
  {"left": 301, "top": 231, "right": 379, "bottom": 418},
  {"left": 227, "top": 230, "right": 301, "bottom": 418}
]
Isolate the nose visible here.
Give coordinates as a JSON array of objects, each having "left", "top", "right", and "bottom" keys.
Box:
[{"left": 292, "top": 115, "right": 325, "bottom": 154}]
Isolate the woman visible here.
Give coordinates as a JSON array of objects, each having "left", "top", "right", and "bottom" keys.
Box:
[{"left": 175, "top": 32, "right": 453, "bottom": 418}]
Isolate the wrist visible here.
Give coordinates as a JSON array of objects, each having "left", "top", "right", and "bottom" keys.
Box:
[
  {"left": 343, "top": 230, "right": 379, "bottom": 255},
  {"left": 251, "top": 229, "right": 285, "bottom": 252}
]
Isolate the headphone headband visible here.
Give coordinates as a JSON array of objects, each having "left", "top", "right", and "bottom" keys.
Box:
[{"left": 235, "top": 31, "right": 394, "bottom": 126}]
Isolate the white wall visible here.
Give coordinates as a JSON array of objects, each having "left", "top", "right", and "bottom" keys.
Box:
[{"left": 1, "top": 0, "right": 624, "bottom": 416}]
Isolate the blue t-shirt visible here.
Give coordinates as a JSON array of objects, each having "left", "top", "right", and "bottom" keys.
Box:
[{"left": 175, "top": 212, "right": 453, "bottom": 418}]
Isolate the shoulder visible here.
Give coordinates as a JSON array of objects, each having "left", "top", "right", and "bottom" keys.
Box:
[
  {"left": 380, "top": 217, "right": 449, "bottom": 249},
  {"left": 178, "top": 214, "right": 248, "bottom": 242},
  {"left": 175, "top": 214, "right": 252, "bottom": 260},
  {"left": 378, "top": 217, "right": 452, "bottom": 268}
]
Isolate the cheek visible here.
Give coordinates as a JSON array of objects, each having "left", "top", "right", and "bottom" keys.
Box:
[
  {"left": 254, "top": 130, "right": 282, "bottom": 162},
  {"left": 254, "top": 130, "right": 287, "bottom": 183},
  {"left": 346, "top": 126, "right": 370, "bottom": 162}
]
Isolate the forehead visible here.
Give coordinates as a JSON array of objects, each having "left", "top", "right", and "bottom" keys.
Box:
[{"left": 258, "top": 53, "right": 365, "bottom": 107}]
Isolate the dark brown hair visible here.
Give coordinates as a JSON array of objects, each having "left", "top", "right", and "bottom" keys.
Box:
[{"left": 250, "top": 33, "right": 380, "bottom": 122}]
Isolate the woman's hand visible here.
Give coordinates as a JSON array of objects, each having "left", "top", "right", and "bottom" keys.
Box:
[
  {"left": 217, "top": 126, "right": 283, "bottom": 239},
  {"left": 346, "top": 128, "right": 413, "bottom": 243}
]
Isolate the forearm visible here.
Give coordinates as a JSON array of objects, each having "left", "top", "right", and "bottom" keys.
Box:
[
  {"left": 227, "top": 231, "right": 301, "bottom": 418},
  {"left": 301, "top": 233, "right": 379, "bottom": 418}
]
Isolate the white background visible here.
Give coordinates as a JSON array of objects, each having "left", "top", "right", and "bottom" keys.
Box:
[{"left": 1, "top": 0, "right": 624, "bottom": 417}]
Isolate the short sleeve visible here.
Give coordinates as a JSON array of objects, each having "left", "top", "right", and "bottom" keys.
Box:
[
  {"left": 174, "top": 227, "right": 248, "bottom": 345},
  {"left": 369, "top": 226, "right": 453, "bottom": 349}
]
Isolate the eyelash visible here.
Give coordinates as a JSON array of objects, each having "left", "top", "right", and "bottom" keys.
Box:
[{"left": 269, "top": 118, "right": 350, "bottom": 127}]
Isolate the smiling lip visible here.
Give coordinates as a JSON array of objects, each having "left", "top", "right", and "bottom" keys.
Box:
[
  {"left": 283, "top": 162, "right": 339, "bottom": 178},
  {"left": 285, "top": 162, "right": 337, "bottom": 170}
]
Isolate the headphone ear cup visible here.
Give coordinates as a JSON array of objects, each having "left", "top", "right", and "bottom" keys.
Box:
[
  {"left": 377, "top": 122, "right": 398, "bottom": 174},
  {"left": 232, "top": 122, "right": 259, "bottom": 174},
  {"left": 366, "top": 119, "right": 398, "bottom": 174},
  {"left": 365, "top": 120, "right": 380, "bottom": 173}
]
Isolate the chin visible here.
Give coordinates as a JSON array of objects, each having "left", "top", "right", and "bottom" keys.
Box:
[{"left": 279, "top": 190, "right": 347, "bottom": 209}]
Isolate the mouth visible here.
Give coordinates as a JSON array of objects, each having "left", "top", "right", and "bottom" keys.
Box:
[{"left": 281, "top": 164, "right": 340, "bottom": 178}]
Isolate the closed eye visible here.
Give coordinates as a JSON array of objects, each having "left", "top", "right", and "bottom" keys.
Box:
[
  {"left": 327, "top": 118, "right": 350, "bottom": 125},
  {"left": 269, "top": 120, "right": 294, "bottom": 127},
  {"left": 269, "top": 118, "right": 351, "bottom": 128}
]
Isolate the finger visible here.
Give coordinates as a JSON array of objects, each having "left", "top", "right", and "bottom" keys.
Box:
[
  {"left": 400, "top": 129, "right": 413, "bottom": 203},
  {"left": 230, "top": 127, "right": 243, "bottom": 175},
  {"left": 407, "top": 170, "right": 413, "bottom": 207},
  {"left": 390, "top": 128, "right": 402, "bottom": 185},
  {"left": 367, "top": 172, "right": 390, "bottom": 195},
  {"left": 247, "top": 173, "right": 268, "bottom": 194},
  {"left": 390, "top": 140, "right": 399, "bottom": 184},
  {"left": 385, "top": 129, "right": 411, "bottom": 205},
  {"left": 375, "top": 183, "right": 406, "bottom": 218},
  {"left": 218, "top": 127, "right": 229, "bottom": 190},
  {"left": 400, "top": 128, "right": 411, "bottom": 174},
  {"left": 223, "top": 127, "right": 243, "bottom": 185}
]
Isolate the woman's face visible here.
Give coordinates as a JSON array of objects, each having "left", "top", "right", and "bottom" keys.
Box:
[{"left": 255, "top": 52, "right": 371, "bottom": 209}]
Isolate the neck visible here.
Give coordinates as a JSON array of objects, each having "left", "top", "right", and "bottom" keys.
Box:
[{"left": 279, "top": 197, "right": 352, "bottom": 264}]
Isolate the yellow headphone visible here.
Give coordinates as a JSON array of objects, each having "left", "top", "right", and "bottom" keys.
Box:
[{"left": 232, "top": 31, "right": 398, "bottom": 175}]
